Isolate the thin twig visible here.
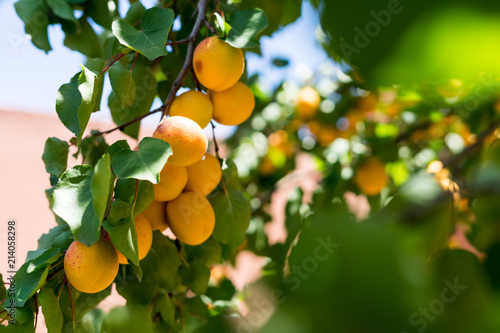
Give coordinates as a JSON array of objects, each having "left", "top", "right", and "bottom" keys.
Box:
[
  {"left": 92, "top": 107, "right": 163, "bottom": 137},
  {"left": 149, "top": 290, "right": 161, "bottom": 313},
  {"left": 203, "top": 18, "right": 218, "bottom": 35},
  {"left": 211, "top": 121, "right": 221, "bottom": 159},
  {"left": 211, "top": 121, "right": 229, "bottom": 197},
  {"left": 130, "top": 52, "right": 139, "bottom": 72},
  {"left": 34, "top": 294, "right": 38, "bottom": 330},
  {"left": 101, "top": 53, "right": 125, "bottom": 74},
  {"left": 443, "top": 119, "right": 500, "bottom": 169},
  {"left": 165, "top": 37, "right": 195, "bottom": 46},
  {"left": 57, "top": 277, "right": 66, "bottom": 299},
  {"left": 92, "top": 0, "right": 208, "bottom": 137},
  {"left": 67, "top": 281, "right": 75, "bottom": 331},
  {"left": 161, "top": 0, "right": 209, "bottom": 119}
]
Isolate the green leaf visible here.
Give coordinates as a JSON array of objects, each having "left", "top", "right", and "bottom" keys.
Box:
[
  {"left": 112, "top": 8, "right": 174, "bottom": 61},
  {"left": 112, "top": 137, "right": 172, "bottom": 183},
  {"left": 109, "top": 62, "right": 136, "bottom": 107},
  {"left": 91, "top": 154, "right": 114, "bottom": 220},
  {"left": 185, "top": 296, "right": 210, "bottom": 319},
  {"left": 56, "top": 73, "right": 81, "bottom": 135},
  {"left": 114, "top": 179, "right": 154, "bottom": 216},
  {"left": 106, "top": 199, "right": 133, "bottom": 225},
  {"left": 179, "top": 260, "right": 210, "bottom": 295},
  {"left": 38, "top": 288, "right": 63, "bottom": 333},
  {"left": 26, "top": 248, "right": 61, "bottom": 273},
  {"left": 47, "top": 0, "right": 75, "bottom": 22},
  {"left": 77, "top": 135, "right": 109, "bottom": 166},
  {"left": 11, "top": 262, "right": 49, "bottom": 307},
  {"left": 125, "top": 2, "right": 146, "bottom": 25},
  {"left": 14, "top": 0, "right": 51, "bottom": 52},
  {"left": 141, "top": 232, "right": 180, "bottom": 291},
  {"left": 85, "top": 0, "right": 114, "bottom": 29},
  {"left": 225, "top": 9, "right": 269, "bottom": 48},
  {"left": 211, "top": 188, "right": 251, "bottom": 247},
  {"left": 185, "top": 237, "right": 222, "bottom": 267},
  {"left": 0, "top": 274, "right": 6, "bottom": 302},
  {"left": 64, "top": 17, "right": 103, "bottom": 58},
  {"left": 52, "top": 165, "right": 101, "bottom": 246},
  {"left": 77, "top": 65, "right": 100, "bottom": 142},
  {"left": 56, "top": 65, "right": 103, "bottom": 143},
  {"left": 37, "top": 224, "right": 71, "bottom": 250},
  {"left": 102, "top": 305, "right": 153, "bottom": 333},
  {"left": 85, "top": 58, "right": 106, "bottom": 112},
  {"left": 108, "top": 63, "right": 157, "bottom": 139},
  {"left": 105, "top": 140, "right": 130, "bottom": 161},
  {"left": 81, "top": 308, "right": 106, "bottom": 333},
  {"left": 155, "top": 293, "right": 175, "bottom": 326},
  {"left": 103, "top": 212, "right": 140, "bottom": 266},
  {"left": 42, "top": 137, "right": 69, "bottom": 177}
]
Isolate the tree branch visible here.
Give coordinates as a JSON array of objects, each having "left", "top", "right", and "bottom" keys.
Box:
[
  {"left": 443, "top": 119, "right": 500, "bottom": 169},
  {"left": 160, "top": 0, "right": 208, "bottom": 118},
  {"left": 92, "top": 107, "right": 163, "bottom": 137},
  {"left": 91, "top": 0, "right": 209, "bottom": 137}
]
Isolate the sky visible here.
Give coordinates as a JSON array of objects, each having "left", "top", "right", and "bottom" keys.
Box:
[{"left": 0, "top": 0, "right": 330, "bottom": 132}]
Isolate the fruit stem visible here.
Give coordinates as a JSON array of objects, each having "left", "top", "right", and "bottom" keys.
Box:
[
  {"left": 190, "top": 67, "right": 202, "bottom": 91},
  {"left": 211, "top": 121, "right": 229, "bottom": 197},
  {"left": 101, "top": 53, "right": 125, "bottom": 74},
  {"left": 67, "top": 281, "right": 76, "bottom": 330},
  {"left": 130, "top": 52, "right": 139, "bottom": 72},
  {"left": 160, "top": 0, "right": 209, "bottom": 119}
]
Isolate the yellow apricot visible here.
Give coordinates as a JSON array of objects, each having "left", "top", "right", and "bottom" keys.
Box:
[
  {"left": 153, "top": 116, "right": 208, "bottom": 166},
  {"left": 209, "top": 82, "right": 255, "bottom": 126},
  {"left": 64, "top": 238, "right": 119, "bottom": 293},
  {"left": 142, "top": 200, "right": 169, "bottom": 232},
  {"left": 296, "top": 87, "right": 320, "bottom": 119},
  {"left": 354, "top": 157, "right": 388, "bottom": 196},
  {"left": 169, "top": 90, "right": 213, "bottom": 128},
  {"left": 166, "top": 191, "right": 215, "bottom": 245},
  {"left": 154, "top": 163, "right": 188, "bottom": 201},
  {"left": 193, "top": 36, "right": 244, "bottom": 91},
  {"left": 116, "top": 214, "right": 153, "bottom": 264},
  {"left": 185, "top": 153, "right": 222, "bottom": 196}
]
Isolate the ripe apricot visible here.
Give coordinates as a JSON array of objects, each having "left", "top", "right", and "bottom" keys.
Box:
[
  {"left": 209, "top": 82, "right": 255, "bottom": 126},
  {"left": 166, "top": 191, "right": 215, "bottom": 245},
  {"left": 185, "top": 153, "right": 222, "bottom": 195},
  {"left": 64, "top": 238, "right": 119, "bottom": 293},
  {"left": 154, "top": 163, "right": 188, "bottom": 201},
  {"left": 142, "top": 200, "right": 169, "bottom": 232},
  {"left": 193, "top": 36, "right": 244, "bottom": 91},
  {"left": 153, "top": 116, "right": 208, "bottom": 166},
  {"left": 116, "top": 214, "right": 153, "bottom": 264},
  {"left": 169, "top": 90, "right": 213, "bottom": 128},
  {"left": 354, "top": 157, "right": 388, "bottom": 196},
  {"left": 296, "top": 87, "right": 320, "bottom": 119}
]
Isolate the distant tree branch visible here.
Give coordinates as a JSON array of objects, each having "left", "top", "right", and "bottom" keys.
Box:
[{"left": 443, "top": 119, "right": 500, "bottom": 169}]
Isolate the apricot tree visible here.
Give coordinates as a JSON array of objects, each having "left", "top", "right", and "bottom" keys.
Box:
[{"left": 5, "top": 0, "right": 500, "bottom": 332}]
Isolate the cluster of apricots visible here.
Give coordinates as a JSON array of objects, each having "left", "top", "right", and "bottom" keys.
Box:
[{"left": 63, "top": 36, "right": 253, "bottom": 294}]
